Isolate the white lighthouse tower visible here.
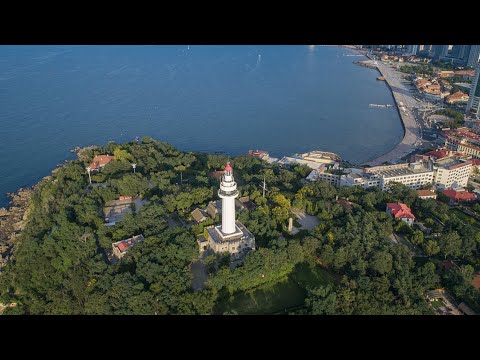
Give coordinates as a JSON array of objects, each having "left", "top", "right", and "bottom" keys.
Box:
[
  {"left": 202, "top": 162, "right": 256, "bottom": 260},
  {"left": 218, "top": 162, "right": 238, "bottom": 234}
]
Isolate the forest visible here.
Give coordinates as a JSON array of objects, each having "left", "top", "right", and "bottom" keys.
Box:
[{"left": 0, "top": 137, "right": 479, "bottom": 315}]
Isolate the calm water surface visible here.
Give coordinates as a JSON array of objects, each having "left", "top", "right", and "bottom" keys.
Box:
[{"left": 0, "top": 45, "right": 403, "bottom": 206}]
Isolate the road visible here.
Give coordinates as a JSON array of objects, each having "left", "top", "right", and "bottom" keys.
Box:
[{"left": 365, "top": 61, "right": 423, "bottom": 166}]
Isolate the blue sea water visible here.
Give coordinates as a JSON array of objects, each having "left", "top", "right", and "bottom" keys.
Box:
[{"left": 0, "top": 45, "right": 403, "bottom": 206}]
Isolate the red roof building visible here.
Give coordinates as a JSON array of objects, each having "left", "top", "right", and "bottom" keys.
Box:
[
  {"left": 208, "top": 170, "right": 225, "bottom": 180},
  {"left": 424, "top": 149, "right": 454, "bottom": 160},
  {"left": 386, "top": 202, "right": 415, "bottom": 225},
  {"left": 471, "top": 159, "right": 480, "bottom": 166},
  {"left": 112, "top": 235, "right": 145, "bottom": 259},
  {"left": 441, "top": 189, "right": 476, "bottom": 202},
  {"left": 89, "top": 155, "right": 114, "bottom": 171}
]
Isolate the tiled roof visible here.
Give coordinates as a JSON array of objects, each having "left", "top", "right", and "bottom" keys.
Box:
[
  {"left": 386, "top": 202, "right": 415, "bottom": 219},
  {"left": 191, "top": 208, "right": 208, "bottom": 222},
  {"left": 425, "top": 149, "right": 452, "bottom": 159},
  {"left": 416, "top": 190, "right": 436, "bottom": 197},
  {"left": 442, "top": 189, "right": 476, "bottom": 201},
  {"left": 90, "top": 155, "right": 114, "bottom": 169}
]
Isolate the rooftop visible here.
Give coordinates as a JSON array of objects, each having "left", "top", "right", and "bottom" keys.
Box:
[
  {"left": 386, "top": 202, "right": 415, "bottom": 219},
  {"left": 446, "top": 127, "right": 480, "bottom": 144},
  {"left": 442, "top": 189, "right": 476, "bottom": 201},
  {"left": 191, "top": 208, "right": 208, "bottom": 222},
  {"left": 112, "top": 234, "right": 145, "bottom": 254},
  {"left": 206, "top": 221, "right": 254, "bottom": 244},
  {"left": 90, "top": 155, "right": 114, "bottom": 169},
  {"left": 435, "top": 157, "right": 472, "bottom": 170},
  {"left": 376, "top": 165, "right": 431, "bottom": 178},
  {"left": 424, "top": 149, "right": 453, "bottom": 160},
  {"left": 416, "top": 189, "right": 436, "bottom": 197}
]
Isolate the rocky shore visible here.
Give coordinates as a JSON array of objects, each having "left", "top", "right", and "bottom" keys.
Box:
[
  {"left": 0, "top": 188, "right": 34, "bottom": 270},
  {"left": 71, "top": 145, "right": 99, "bottom": 161}
]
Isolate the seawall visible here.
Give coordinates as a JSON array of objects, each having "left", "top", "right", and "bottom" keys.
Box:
[{"left": 363, "top": 59, "right": 421, "bottom": 166}]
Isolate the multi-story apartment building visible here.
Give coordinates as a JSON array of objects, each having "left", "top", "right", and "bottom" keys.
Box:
[
  {"left": 433, "top": 158, "right": 472, "bottom": 189},
  {"left": 373, "top": 162, "right": 434, "bottom": 190},
  {"left": 467, "top": 45, "right": 480, "bottom": 68}
]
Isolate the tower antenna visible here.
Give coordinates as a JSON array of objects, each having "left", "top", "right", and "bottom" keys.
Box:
[{"left": 260, "top": 175, "right": 268, "bottom": 197}]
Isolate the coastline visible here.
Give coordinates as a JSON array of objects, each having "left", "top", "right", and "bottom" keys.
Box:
[
  {"left": 341, "top": 46, "right": 421, "bottom": 166},
  {"left": 0, "top": 47, "right": 420, "bottom": 211},
  {"left": 0, "top": 187, "right": 34, "bottom": 269},
  {"left": 365, "top": 60, "right": 421, "bottom": 165}
]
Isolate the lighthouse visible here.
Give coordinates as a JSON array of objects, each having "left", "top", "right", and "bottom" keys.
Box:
[
  {"left": 201, "top": 162, "right": 256, "bottom": 260},
  {"left": 218, "top": 162, "right": 239, "bottom": 234}
]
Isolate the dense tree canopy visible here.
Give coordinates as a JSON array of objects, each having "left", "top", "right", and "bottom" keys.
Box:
[{"left": 1, "top": 139, "right": 479, "bottom": 315}]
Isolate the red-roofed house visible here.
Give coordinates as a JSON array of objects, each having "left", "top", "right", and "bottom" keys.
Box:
[
  {"left": 386, "top": 202, "right": 415, "bottom": 225},
  {"left": 112, "top": 234, "right": 145, "bottom": 259},
  {"left": 446, "top": 92, "right": 469, "bottom": 105},
  {"left": 441, "top": 189, "right": 476, "bottom": 203},
  {"left": 424, "top": 149, "right": 454, "bottom": 160},
  {"left": 89, "top": 155, "right": 114, "bottom": 171}
]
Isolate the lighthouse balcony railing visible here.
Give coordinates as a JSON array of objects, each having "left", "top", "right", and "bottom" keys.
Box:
[{"left": 218, "top": 189, "right": 239, "bottom": 197}]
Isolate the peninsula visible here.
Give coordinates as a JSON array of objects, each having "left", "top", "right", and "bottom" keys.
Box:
[{"left": 1, "top": 137, "right": 479, "bottom": 315}]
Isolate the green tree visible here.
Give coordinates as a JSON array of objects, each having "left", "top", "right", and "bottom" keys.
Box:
[
  {"left": 424, "top": 240, "right": 440, "bottom": 256},
  {"left": 370, "top": 251, "right": 393, "bottom": 275},
  {"left": 410, "top": 230, "right": 424, "bottom": 246},
  {"left": 114, "top": 148, "right": 134, "bottom": 162},
  {"left": 438, "top": 231, "right": 462, "bottom": 259}
]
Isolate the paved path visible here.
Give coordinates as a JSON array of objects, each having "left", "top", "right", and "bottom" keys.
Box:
[
  {"left": 291, "top": 209, "right": 320, "bottom": 230},
  {"left": 191, "top": 260, "right": 207, "bottom": 291},
  {"left": 365, "top": 61, "right": 422, "bottom": 166}
]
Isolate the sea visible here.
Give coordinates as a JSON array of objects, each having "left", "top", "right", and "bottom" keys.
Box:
[{"left": 0, "top": 45, "right": 403, "bottom": 206}]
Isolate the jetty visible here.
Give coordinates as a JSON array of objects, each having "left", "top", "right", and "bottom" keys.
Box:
[{"left": 353, "top": 60, "right": 377, "bottom": 69}]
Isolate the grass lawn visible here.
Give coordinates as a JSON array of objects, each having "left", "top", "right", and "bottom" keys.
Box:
[
  {"left": 430, "top": 299, "right": 444, "bottom": 309},
  {"left": 214, "top": 263, "right": 333, "bottom": 315}
]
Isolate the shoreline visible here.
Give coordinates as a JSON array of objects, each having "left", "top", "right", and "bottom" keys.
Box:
[
  {"left": 0, "top": 47, "right": 420, "bottom": 207},
  {"left": 347, "top": 48, "right": 421, "bottom": 165},
  {"left": 341, "top": 46, "right": 421, "bottom": 166},
  {"left": 365, "top": 60, "right": 421, "bottom": 165}
]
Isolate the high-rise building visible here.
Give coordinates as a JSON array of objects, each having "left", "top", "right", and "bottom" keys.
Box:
[
  {"left": 450, "top": 45, "right": 470, "bottom": 61},
  {"left": 201, "top": 163, "right": 255, "bottom": 259},
  {"left": 467, "top": 45, "right": 480, "bottom": 68},
  {"left": 461, "top": 45, "right": 472, "bottom": 64},
  {"left": 406, "top": 45, "right": 418, "bottom": 55},
  {"left": 467, "top": 65, "right": 480, "bottom": 118},
  {"left": 431, "top": 45, "right": 449, "bottom": 59},
  {"left": 419, "top": 45, "right": 432, "bottom": 54}
]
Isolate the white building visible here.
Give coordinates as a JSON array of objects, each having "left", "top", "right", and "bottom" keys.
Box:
[
  {"left": 368, "top": 162, "right": 435, "bottom": 191},
  {"left": 278, "top": 156, "right": 324, "bottom": 170},
  {"left": 339, "top": 169, "right": 381, "bottom": 189},
  {"left": 201, "top": 163, "right": 255, "bottom": 259},
  {"left": 433, "top": 158, "right": 472, "bottom": 189}
]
